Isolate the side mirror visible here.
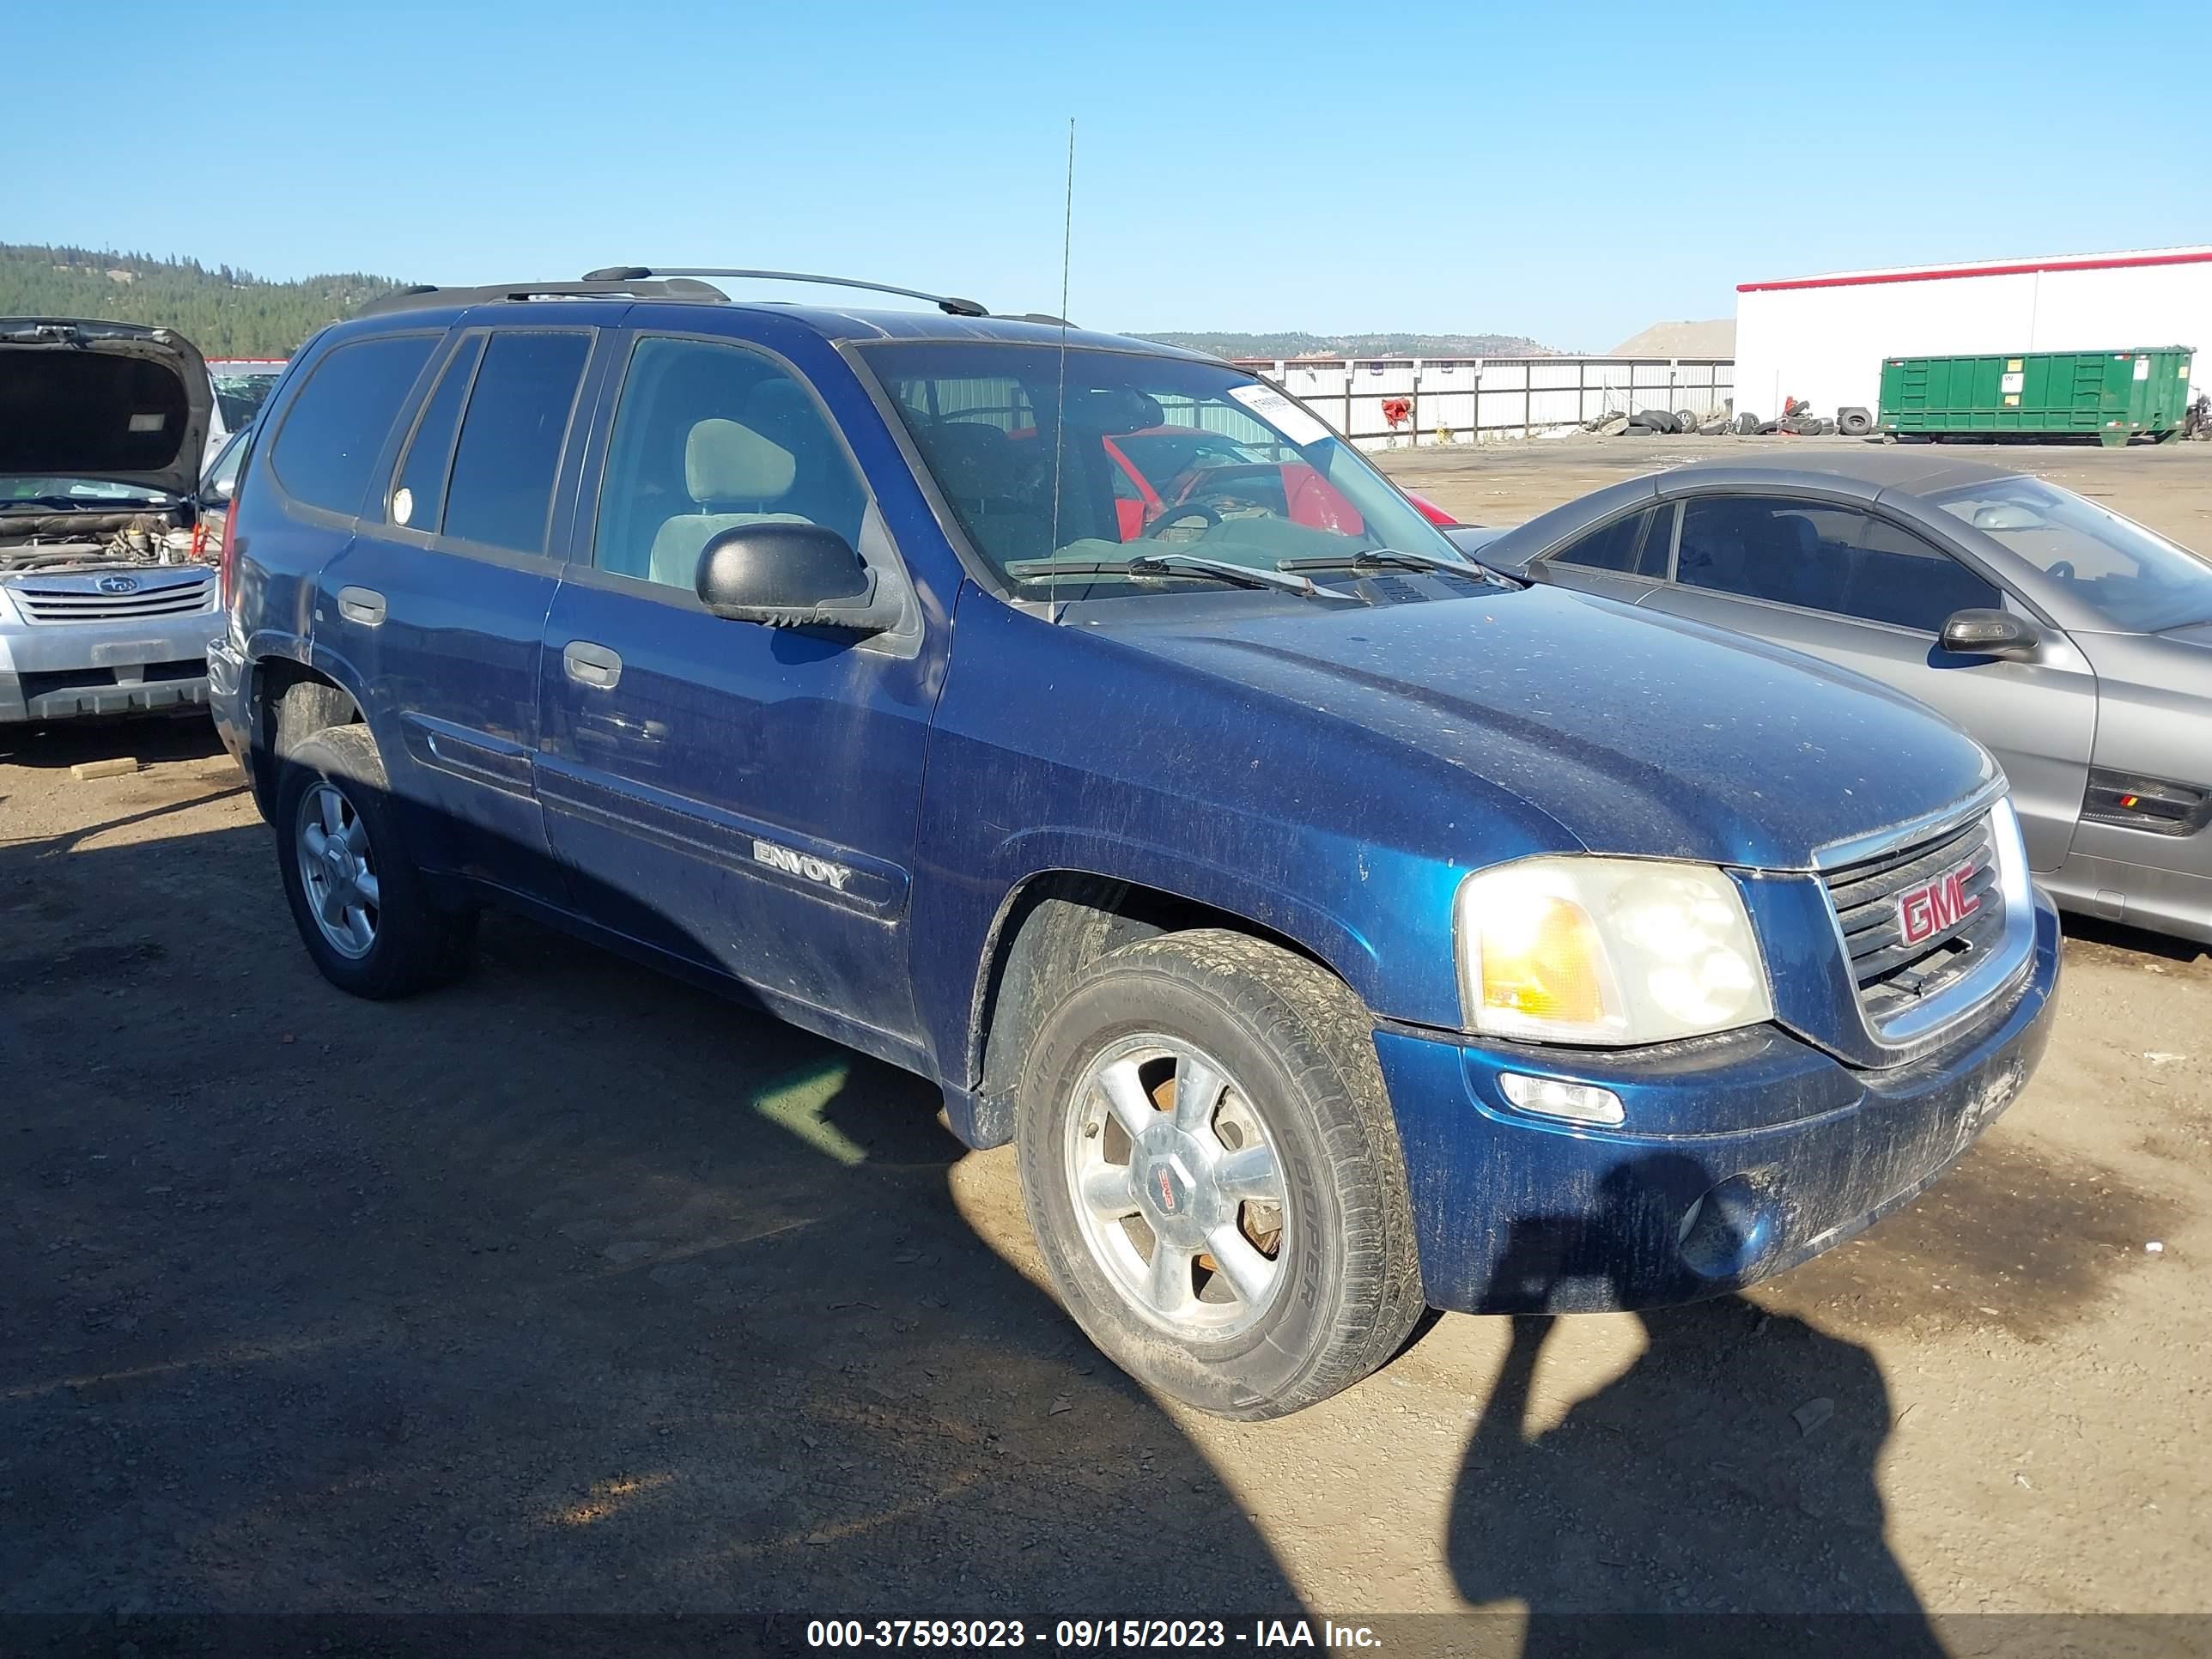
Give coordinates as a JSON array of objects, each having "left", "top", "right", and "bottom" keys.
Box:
[
  {"left": 1940, "top": 607, "right": 2039, "bottom": 659},
  {"left": 695, "top": 523, "right": 902, "bottom": 634}
]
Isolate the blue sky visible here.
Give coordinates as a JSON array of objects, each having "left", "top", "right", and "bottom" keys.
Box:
[{"left": 8, "top": 0, "right": 2206, "bottom": 349}]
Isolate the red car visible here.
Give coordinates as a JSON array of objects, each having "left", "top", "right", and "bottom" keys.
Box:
[{"left": 1098, "top": 425, "right": 1455, "bottom": 538}]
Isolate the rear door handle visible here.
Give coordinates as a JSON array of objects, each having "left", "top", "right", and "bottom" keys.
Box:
[
  {"left": 337, "top": 586, "right": 386, "bottom": 627},
  {"left": 562, "top": 640, "right": 623, "bottom": 690}
]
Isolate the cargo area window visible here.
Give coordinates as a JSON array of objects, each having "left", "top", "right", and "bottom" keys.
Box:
[{"left": 270, "top": 334, "right": 436, "bottom": 516}]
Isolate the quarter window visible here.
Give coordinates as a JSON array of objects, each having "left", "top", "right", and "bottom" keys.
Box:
[
  {"left": 441, "top": 331, "right": 592, "bottom": 555},
  {"left": 1551, "top": 505, "right": 1672, "bottom": 576},
  {"left": 592, "top": 336, "right": 869, "bottom": 590},
  {"left": 387, "top": 333, "right": 485, "bottom": 532},
  {"left": 1675, "top": 495, "right": 1999, "bottom": 632},
  {"left": 270, "top": 334, "right": 435, "bottom": 515}
]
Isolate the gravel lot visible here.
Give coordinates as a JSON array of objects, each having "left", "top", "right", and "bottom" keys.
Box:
[{"left": 3, "top": 437, "right": 2207, "bottom": 1639}]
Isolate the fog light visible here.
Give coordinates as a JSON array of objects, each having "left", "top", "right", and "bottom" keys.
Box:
[{"left": 1499, "top": 1072, "right": 1625, "bottom": 1127}]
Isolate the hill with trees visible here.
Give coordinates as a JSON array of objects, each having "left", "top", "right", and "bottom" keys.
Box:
[
  {"left": 2, "top": 248, "right": 1565, "bottom": 364},
  {"left": 0, "top": 245, "right": 406, "bottom": 357}
]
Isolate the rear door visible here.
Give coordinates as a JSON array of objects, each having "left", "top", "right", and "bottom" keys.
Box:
[
  {"left": 532, "top": 326, "right": 937, "bottom": 1054},
  {"left": 317, "top": 319, "right": 607, "bottom": 902},
  {"left": 1638, "top": 490, "right": 2095, "bottom": 872}
]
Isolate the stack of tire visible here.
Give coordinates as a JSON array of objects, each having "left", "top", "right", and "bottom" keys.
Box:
[
  {"left": 1619, "top": 408, "right": 1703, "bottom": 436},
  {"left": 1734, "top": 410, "right": 1856, "bottom": 437}
]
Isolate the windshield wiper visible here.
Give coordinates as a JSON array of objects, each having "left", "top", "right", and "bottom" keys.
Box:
[
  {"left": 1277, "top": 548, "right": 1525, "bottom": 587},
  {"left": 1006, "top": 554, "right": 1338, "bottom": 598}
]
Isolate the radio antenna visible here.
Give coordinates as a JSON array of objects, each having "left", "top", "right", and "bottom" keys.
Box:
[{"left": 1048, "top": 117, "right": 1076, "bottom": 624}]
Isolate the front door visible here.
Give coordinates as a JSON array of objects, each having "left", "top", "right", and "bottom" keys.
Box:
[
  {"left": 1641, "top": 492, "right": 2096, "bottom": 872},
  {"left": 533, "top": 330, "right": 936, "bottom": 1050}
]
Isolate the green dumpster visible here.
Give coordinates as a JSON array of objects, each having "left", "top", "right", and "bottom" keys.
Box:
[{"left": 1878, "top": 346, "right": 2195, "bottom": 445}]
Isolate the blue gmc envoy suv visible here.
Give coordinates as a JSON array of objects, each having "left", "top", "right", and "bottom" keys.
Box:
[{"left": 210, "top": 270, "right": 2059, "bottom": 1419}]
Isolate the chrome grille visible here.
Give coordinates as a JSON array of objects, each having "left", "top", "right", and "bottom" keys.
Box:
[
  {"left": 10, "top": 574, "right": 213, "bottom": 622},
  {"left": 1822, "top": 812, "right": 2006, "bottom": 1026}
]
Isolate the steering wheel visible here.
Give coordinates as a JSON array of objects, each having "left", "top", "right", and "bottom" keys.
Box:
[
  {"left": 1144, "top": 501, "right": 1222, "bottom": 540},
  {"left": 2046, "top": 560, "right": 2076, "bottom": 582}
]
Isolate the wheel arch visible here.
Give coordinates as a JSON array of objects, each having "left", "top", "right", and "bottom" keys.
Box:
[
  {"left": 958, "top": 867, "right": 1359, "bottom": 1150},
  {"left": 246, "top": 653, "right": 365, "bottom": 815}
]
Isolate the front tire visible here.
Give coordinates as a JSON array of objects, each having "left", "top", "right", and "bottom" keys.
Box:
[
  {"left": 273, "top": 724, "right": 475, "bottom": 999},
  {"left": 1016, "top": 930, "right": 1425, "bottom": 1419}
]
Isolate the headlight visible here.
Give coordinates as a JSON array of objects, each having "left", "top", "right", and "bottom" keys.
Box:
[{"left": 1455, "top": 857, "right": 1774, "bottom": 1045}]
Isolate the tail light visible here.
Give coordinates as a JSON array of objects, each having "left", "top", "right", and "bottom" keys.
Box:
[{"left": 216, "top": 487, "right": 241, "bottom": 612}]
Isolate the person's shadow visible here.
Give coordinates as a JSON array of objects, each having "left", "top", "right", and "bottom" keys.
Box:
[{"left": 1446, "top": 1157, "right": 1944, "bottom": 1659}]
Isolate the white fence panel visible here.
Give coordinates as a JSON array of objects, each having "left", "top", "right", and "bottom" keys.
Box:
[{"left": 1235, "top": 355, "right": 1737, "bottom": 447}]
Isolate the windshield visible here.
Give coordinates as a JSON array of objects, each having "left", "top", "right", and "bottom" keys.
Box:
[
  {"left": 1930, "top": 476, "right": 2212, "bottom": 633},
  {"left": 862, "top": 343, "right": 1466, "bottom": 597},
  {"left": 3, "top": 477, "right": 173, "bottom": 508},
  {"left": 210, "top": 365, "right": 285, "bottom": 432}
]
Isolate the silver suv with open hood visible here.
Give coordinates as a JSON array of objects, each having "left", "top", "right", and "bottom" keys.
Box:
[{"left": 1, "top": 318, "right": 228, "bottom": 725}]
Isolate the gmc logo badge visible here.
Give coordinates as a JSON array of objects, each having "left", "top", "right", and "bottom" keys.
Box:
[{"left": 1898, "top": 862, "right": 1979, "bottom": 947}]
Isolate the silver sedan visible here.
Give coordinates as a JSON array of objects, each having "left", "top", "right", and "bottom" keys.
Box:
[{"left": 1450, "top": 452, "right": 2212, "bottom": 945}]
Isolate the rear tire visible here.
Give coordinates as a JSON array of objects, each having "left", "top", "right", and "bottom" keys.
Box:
[
  {"left": 273, "top": 724, "right": 476, "bottom": 1000},
  {"left": 1015, "top": 930, "right": 1425, "bottom": 1419}
]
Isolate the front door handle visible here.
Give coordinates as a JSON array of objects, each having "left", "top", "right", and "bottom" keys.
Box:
[
  {"left": 337, "top": 586, "right": 386, "bottom": 627},
  {"left": 562, "top": 640, "right": 623, "bottom": 690}
]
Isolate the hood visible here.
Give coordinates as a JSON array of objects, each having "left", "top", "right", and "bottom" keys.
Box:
[
  {"left": 1119, "top": 585, "right": 1998, "bottom": 871},
  {"left": 1444, "top": 523, "right": 1522, "bottom": 569},
  {"left": 0, "top": 319, "right": 214, "bottom": 500}
]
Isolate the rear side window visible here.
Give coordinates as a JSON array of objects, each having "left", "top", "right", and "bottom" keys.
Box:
[
  {"left": 388, "top": 333, "right": 486, "bottom": 532},
  {"left": 441, "top": 331, "right": 592, "bottom": 554},
  {"left": 1552, "top": 504, "right": 1671, "bottom": 576},
  {"left": 1677, "top": 495, "right": 2001, "bottom": 631},
  {"left": 270, "top": 335, "right": 436, "bottom": 515}
]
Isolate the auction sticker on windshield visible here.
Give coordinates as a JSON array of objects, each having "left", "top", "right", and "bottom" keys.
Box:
[{"left": 1229, "top": 384, "right": 1334, "bottom": 448}]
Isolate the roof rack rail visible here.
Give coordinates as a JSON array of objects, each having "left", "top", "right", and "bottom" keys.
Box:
[
  {"left": 585, "top": 266, "right": 989, "bottom": 319},
  {"left": 356, "top": 277, "right": 730, "bottom": 317}
]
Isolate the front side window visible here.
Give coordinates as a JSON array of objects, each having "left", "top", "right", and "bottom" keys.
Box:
[
  {"left": 1552, "top": 505, "right": 1672, "bottom": 576},
  {"left": 441, "top": 331, "right": 592, "bottom": 555},
  {"left": 861, "top": 343, "right": 1463, "bottom": 596},
  {"left": 592, "top": 336, "right": 869, "bottom": 590},
  {"left": 1676, "top": 495, "right": 1997, "bottom": 632},
  {"left": 270, "top": 334, "right": 436, "bottom": 516},
  {"left": 1930, "top": 476, "right": 2212, "bottom": 633}
]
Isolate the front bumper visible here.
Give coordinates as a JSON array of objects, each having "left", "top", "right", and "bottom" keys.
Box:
[
  {"left": 0, "top": 603, "right": 222, "bottom": 725},
  {"left": 1377, "top": 889, "right": 2063, "bottom": 1315}
]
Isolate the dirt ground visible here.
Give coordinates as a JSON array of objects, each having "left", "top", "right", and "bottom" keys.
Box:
[{"left": 3, "top": 438, "right": 2208, "bottom": 1640}]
